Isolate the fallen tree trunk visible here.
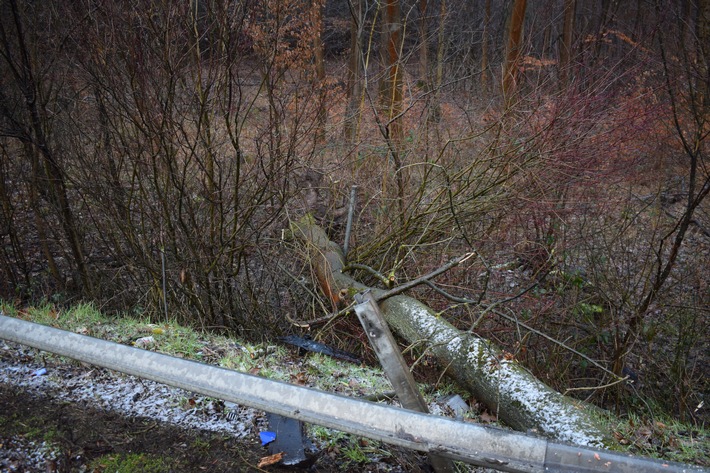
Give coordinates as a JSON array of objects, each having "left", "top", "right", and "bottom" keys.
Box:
[{"left": 291, "top": 215, "right": 614, "bottom": 448}]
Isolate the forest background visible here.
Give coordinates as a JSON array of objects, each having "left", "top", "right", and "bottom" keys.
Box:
[{"left": 0, "top": 0, "right": 708, "bottom": 431}]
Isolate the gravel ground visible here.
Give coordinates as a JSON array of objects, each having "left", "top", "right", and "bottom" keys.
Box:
[
  {"left": 0, "top": 340, "right": 266, "bottom": 472},
  {"left": 0, "top": 344, "right": 261, "bottom": 438}
]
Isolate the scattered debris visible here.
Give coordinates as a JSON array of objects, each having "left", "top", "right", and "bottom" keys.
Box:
[
  {"left": 278, "top": 335, "right": 361, "bottom": 364},
  {"left": 442, "top": 394, "right": 470, "bottom": 420},
  {"left": 265, "top": 412, "right": 319, "bottom": 467},
  {"left": 259, "top": 431, "right": 276, "bottom": 446},
  {"left": 257, "top": 452, "right": 284, "bottom": 468},
  {"left": 133, "top": 336, "right": 155, "bottom": 347}
]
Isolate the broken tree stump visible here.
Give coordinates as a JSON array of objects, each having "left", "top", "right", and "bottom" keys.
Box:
[{"left": 291, "top": 215, "right": 614, "bottom": 448}]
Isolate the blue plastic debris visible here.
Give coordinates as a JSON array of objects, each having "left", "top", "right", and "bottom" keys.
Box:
[
  {"left": 260, "top": 431, "right": 277, "bottom": 446},
  {"left": 265, "top": 412, "right": 317, "bottom": 466},
  {"left": 31, "top": 368, "right": 47, "bottom": 377}
]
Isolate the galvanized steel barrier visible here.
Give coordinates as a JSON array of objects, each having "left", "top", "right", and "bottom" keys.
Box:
[{"left": 0, "top": 314, "right": 705, "bottom": 473}]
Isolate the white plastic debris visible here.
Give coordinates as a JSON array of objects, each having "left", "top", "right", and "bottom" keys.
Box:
[
  {"left": 133, "top": 336, "right": 155, "bottom": 347},
  {"left": 443, "top": 394, "right": 469, "bottom": 419}
]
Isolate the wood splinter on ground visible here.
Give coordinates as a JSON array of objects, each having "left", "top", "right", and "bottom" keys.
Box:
[{"left": 257, "top": 452, "right": 284, "bottom": 468}]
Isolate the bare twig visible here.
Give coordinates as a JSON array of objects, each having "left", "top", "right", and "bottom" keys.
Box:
[
  {"left": 563, "top": 376, "right": 631, "bottom": 395},
  {"left": 486, "top": 307, "right": 619, "bottom": 379},
  {"left": 416, "top": 277, "right": 618, "bottom": 379},
  {"left": 160, "top": 247, "right": 168, "bottom": 323},
  {"left": 277, "top": 262, "right": 336, "bottom": 328},
  {"left": 375, "top": 252, "right": 476, "bottom": 301},
  {"left": 344, "top": 262, "right": 393, "bottom": 287},
  {"left": 285, "top": 303, "right": 356, "bottom": 329}
]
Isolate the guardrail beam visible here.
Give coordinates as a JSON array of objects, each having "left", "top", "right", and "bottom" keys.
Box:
[{"left": 0, "top": 314, "right": 704, "bottom": 473}]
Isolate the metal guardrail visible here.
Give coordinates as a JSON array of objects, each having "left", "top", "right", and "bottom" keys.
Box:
[{"left": 0, "top": 314, "right": 706, "bottom": 473}]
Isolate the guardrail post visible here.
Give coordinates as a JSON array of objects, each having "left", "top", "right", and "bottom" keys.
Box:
[
  {"left": 265, "top": 412, "right": 312, "bottom": 467},
  {"left": 354, "top": 291, "right": 456, "bottom": 473}
]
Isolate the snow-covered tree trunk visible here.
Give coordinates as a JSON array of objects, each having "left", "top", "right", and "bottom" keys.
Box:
[{"left": 291, "top": 215, "right": 614, "bottom": 447}]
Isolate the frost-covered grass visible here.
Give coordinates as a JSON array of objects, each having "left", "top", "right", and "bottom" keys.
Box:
[
  {"left": 0, "top": 300, "right": 398, "bottom": 398},
  {"left": 2, "top": 300, "right": 707, "bottom": 468}
]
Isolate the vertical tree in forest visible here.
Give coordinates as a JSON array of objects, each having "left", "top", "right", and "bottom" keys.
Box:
[
  {"left": 480, "top": 0, "right": 491, "bottom": 94},
  {"left": 559, "top": 0, "right": 576, "bottom": 87},
  {"left": 430, "top": 0, "right": 447, "bottom": 123},
  {"left": 382, "top": 0, "right": 406, "bottom": 223},
  {"left": 503, "top": 0, "right": 527, "bottom": 106},
  {"left": 344, "top": 0, "right": 363, "bottom": 143},
  {"left": 592, "top": 0, "right": 620, "bottom": 63},
  {"left": 698, "top": 0, "right": 710, "bottom": 113},
  {"left": 419, "top": 0, "right": 429, "bottom": 88},
  {"left": 313, "top": 0, "right": 327, "bottom": 142},
  {"left": 381, "top": 0, "right": 404, "bottom": 144}
]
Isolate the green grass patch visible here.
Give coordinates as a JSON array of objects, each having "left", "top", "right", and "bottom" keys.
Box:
[
  {"left": 610, "top": 412, "right": 709, "bottom": 465},
  {"left": 304, "top": 352, "right": 392, "bottom": 394},
  {"left": 90, "top": 453, "right": 171, "bottom": 473}
]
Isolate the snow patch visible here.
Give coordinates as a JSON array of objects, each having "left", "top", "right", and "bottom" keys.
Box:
[
  {"left": 403, "top": 305, "right": 605, "bottom": 447},
  {"left": 0, "top": 342, "right": 260, "bottom": 438},
  {"left": 492, "top": 360, "right": 603, "bottom": 446}
]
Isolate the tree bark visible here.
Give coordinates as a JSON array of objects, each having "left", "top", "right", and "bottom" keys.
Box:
[
  {"left": 480, "top": 0, "right": 491, "bottom": 94},
  {"left": 503, "top": 0, "right": 527, "bottom": 107},
  {"left": 291, "top": 215, "right": 614, "bottom": 448},
  {"left": 381, "top": 0, "right": 403, "bottom": 143},
  {"left": 344, "top": 0, "right": 363, "bottom": 143},
  {"left": 313, "top": 0, "right": 326, "bottom": 143},
  {"left": 559, "top": 0, "right": 576, "bottom": 88}
]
